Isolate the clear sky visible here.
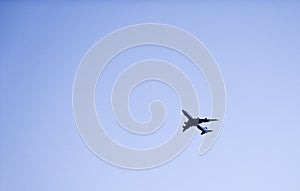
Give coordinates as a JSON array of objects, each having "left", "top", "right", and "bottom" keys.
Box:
[{"left": 1, "top": 1, "right": 300, "bottom": 191}]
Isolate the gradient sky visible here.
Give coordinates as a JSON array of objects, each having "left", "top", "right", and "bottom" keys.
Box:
[{"left": 1, "top": 1, "right": 300, "bottom": 191}]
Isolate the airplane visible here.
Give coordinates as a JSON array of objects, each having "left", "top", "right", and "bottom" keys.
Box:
[{"left": 182, "top": 109, "right": 218, "bottom": 135}]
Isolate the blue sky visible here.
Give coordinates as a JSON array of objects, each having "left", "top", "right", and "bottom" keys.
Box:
[{"left": 1, "top": 1, "right": 300, "bottom": 191}]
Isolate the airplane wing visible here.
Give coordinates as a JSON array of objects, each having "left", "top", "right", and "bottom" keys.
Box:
[
  {"left": 182, "top": 109, "right": 192, "bottom": 120},
  {"left": 182, "top": 122, "right": 191, "bottom": 132}
]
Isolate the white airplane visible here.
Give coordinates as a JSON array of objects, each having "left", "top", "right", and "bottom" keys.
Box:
[{"left": 182, "top": 109, "right": 218, "bottom": 135}]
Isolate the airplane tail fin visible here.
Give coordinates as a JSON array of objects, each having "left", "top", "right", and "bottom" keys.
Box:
[{"left": 201, "top": 129, "right": 213, "bottom": 135}]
